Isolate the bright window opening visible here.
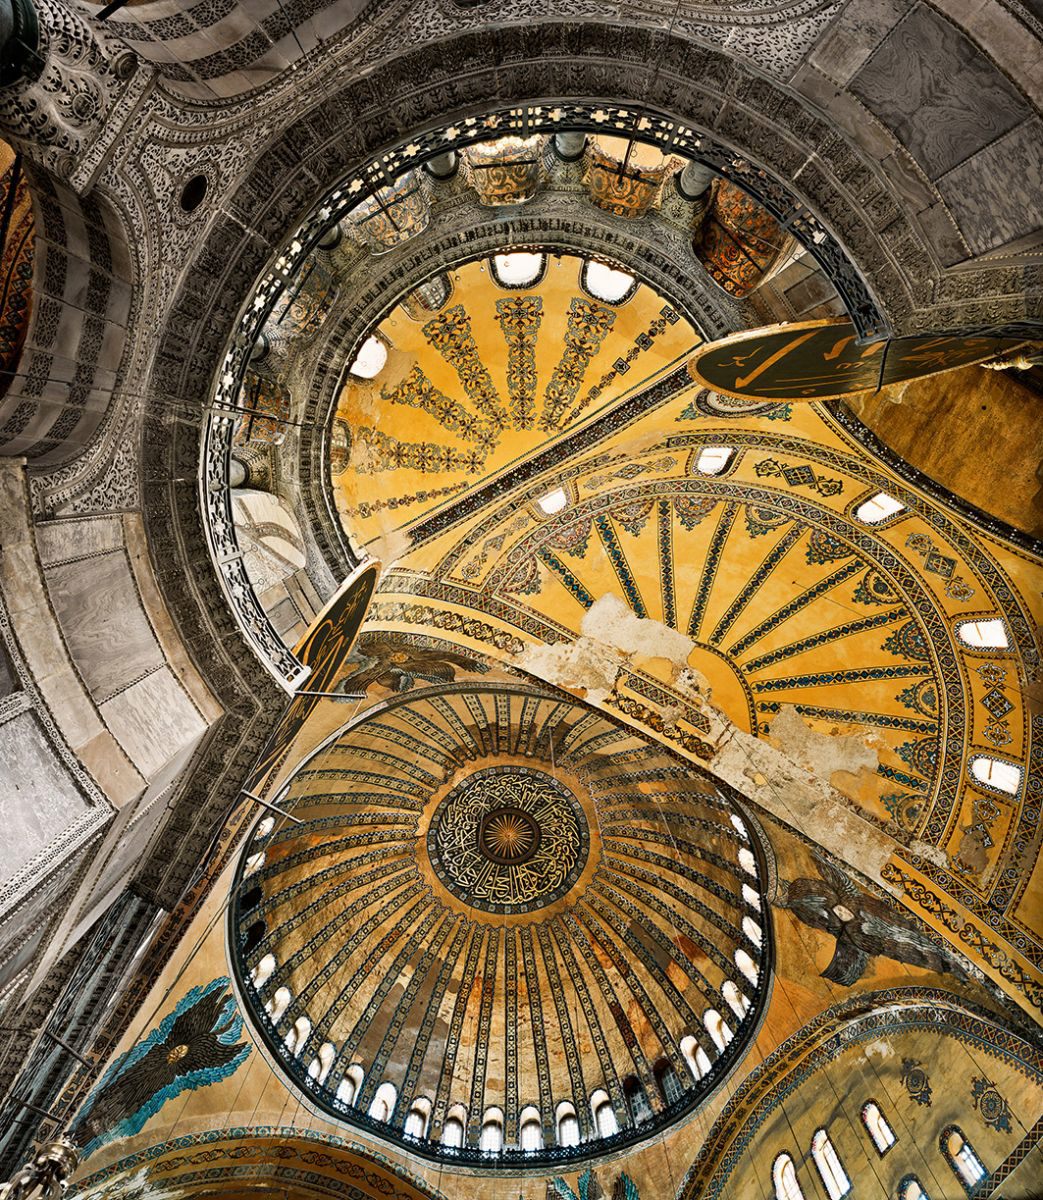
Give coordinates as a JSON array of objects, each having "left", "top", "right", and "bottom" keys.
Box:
[
  {"left": 244, "top": 851, "right": 265, "bottom": 876},
  {"left": 680, "top": 1034, "right": 711, "bottom": 1080},
  {"left": 862, "top": 1100, "right": 896, "bottom": 1154},
  {"left": 957, "top": 618, "right": 1009, "bottom": 649},
  {"left": 773, "top": 1153, "right": 805, "bottom": 1200},
  {"left": 722, "top": 980, "right": 750, "bottom": 1021},
  {"left": 441, "top": 1116, "right": 464, "bottom": 1149},
  {"left": 348, "top": 334, "right": 387, "bottom": 379},
  {"left": 811, "top": 1128, "right": 851, "bottom": 1199},
  {"left": 336, "top": 1064, "right": 364, "bottom": 1106},
  {"left": 855, "top": 492, "right": 905, "bottom": 523},
  {"left": 742, "top": 883, "right": 760, "bottom": 909},
  {"left": 537, "top": 487, "right": 569, "bottom": 515},
  {"left": 369, "top": 1081, "right": 397, "bottom": 1123},
  {"left": 254, "top": 815, "right": 275, "bottom": 839},
  {"left": 284, "top": 1014, "right": 311, "bottom": 1056},
  {"left": 730, "top": 813, "right": 749, "bottom": 840},
  {"left": 584, "top": 259, "right": 636, "bottom": 303},
  {"left": 519, "top": 1105, "right": 543, "bottom": 1151},
  {"left": 403, "top": 1097, "right": 430, "bottom": 1139},
  {"left": 898, "top": 1176, "right": 929, "bottom": 1200},
  {"left": 695, "top": 446, "right": 735, "bottom": 476},
  {"left": 945, "top": 1128, "right": 986, "bottom": 1188},
  {"left": 307, "top": 1041, "right": 336, "bottom": 1085},
  {"left": 493, "top": 251, "right": 544, "bottom": 287},
  {"left": 265, "top": 986, "right": 291, "bottom": 1023},
  {"left": 735, "top": 947, "right": 759, "bottom": 987},
  {"left": 739, "top": 847, "right": 757, "bottom": 876},
  {"left": 556, "top": 1100, "right": 580, "bottom": 1147},
  {"left": 250, "top": 953, "right": 276, "bottom": 989},
  {"left": 591, "top": 1089, "right": 618, "bottom": 1137},
  {"left": 970, "top": 756, "right": 1021, "bottom": 795},
  {"left": 742, "top": 915, "right": 763, "bottom": 949},
  {"left": 704, "top": 1008, "right": 732, "bottom": 1052},
  {"left": 480, "top": 1106, "right": 504, "bottom": 1152}
]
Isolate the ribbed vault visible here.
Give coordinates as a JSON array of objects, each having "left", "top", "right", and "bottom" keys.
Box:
[{"left": 231, "top": 682, "right": 772, "bottom": 1166}]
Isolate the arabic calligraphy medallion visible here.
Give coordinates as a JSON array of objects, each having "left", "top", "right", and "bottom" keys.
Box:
[{"left": 428, "top": 766, "right": 588, "bottom": 913}]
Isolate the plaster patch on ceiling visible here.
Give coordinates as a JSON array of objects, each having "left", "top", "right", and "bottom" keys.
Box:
[
  {"left": 580, "top": 594, "right": 701, "bottom": 673},
  {"left": 764, "top": 704, "right": 879, "bottom": 791}
]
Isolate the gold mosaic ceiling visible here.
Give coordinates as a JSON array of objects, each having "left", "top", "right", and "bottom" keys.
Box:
[
  {"left": 331, "top": 254, "right": 697, "bottom": 551},
  {"left": 233, "top": 678, "right": 770, "bottom": 1162}
]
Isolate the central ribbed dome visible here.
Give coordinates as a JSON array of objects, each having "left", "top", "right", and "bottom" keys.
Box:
[{"left": 231, "top": 682, "right": 771, "bottom": 1166}]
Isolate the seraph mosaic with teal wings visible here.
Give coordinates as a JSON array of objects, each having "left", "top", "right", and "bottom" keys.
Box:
[{"left": 71, "top": 978, "right": 250, "bottom": 1157}]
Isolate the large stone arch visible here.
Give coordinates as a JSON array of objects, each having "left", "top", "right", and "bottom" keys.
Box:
[{"left": 139, "top": 18, "right": 1040, "bottom": 923}]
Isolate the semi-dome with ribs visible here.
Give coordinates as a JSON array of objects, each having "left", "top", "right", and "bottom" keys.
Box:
[{"left": 231, "top": 681, "right": 771, "bottom": 1166}]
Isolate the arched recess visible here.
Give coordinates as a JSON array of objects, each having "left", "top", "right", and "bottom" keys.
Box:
[
  {"left": 680, "top": 989, "right": 1043, "bottom": 1200},
  {"left": 136, "top": 16, "right": 1039, "bottom": 1089},
  {"left": 68, "top": 1128, "right": 442, "bottom": 1200},
  {"left": 0, "top": 161, "right": 131, "bottom": 463}
]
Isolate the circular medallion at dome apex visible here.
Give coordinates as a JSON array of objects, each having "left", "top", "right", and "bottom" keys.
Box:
[
  {"left": 428, "top": 765, "right": 588, "bottom": 913},
  {"left": 230, "top": 681, "right": 773, "bottom": 1168}
]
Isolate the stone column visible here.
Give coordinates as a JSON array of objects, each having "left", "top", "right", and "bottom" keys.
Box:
[
  {"left": 676, "top": 158, "right": 716, "bottom": 201},
  {"left": 553, "top": 131, "right": 587, "bottom": 162},
  {"left": 424, "top": 149, "right": 459, "bottom": 180}
]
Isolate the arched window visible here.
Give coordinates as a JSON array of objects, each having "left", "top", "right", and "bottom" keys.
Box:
[
  {"left": 898, "top": 1176, "right": 929, "bottom": 1200},
  {"left": 654, "top": 1058, "right": 683, "bottom": 1105},
  {"left": 519, "top": 1105, "right": 543, "bottom": 1151},
  {"left": 722, "top": 980, "right": 750, "bottom": 1021},
  {"left": 265, "top": 986, "right": 291, "bottom": 1023},
  {"left": 369, "top": 1081, "right": 397, "bottom": 1124},
  {"left": 695, "top": 446, "right": 735, "bottom": 476},
  {"left": 348, "top": 334, "right": 387, "bottom": 379},
  {"left": 243, "top": 919, "right": 265, "bottom": 955},
  {"left": 855, "top": 491, "right": 905, "bottom": 524},
  {"left": 254, "top": 815, "right": 275, "bottom": 839},
  {"left": 336, "top": 1064, "right": 365, "bottom": 1107},
  {"left": 491, "top": 251, "right": 545, "bottom": 288},
  {"left": 861, "top": 1100, "right": 896, "bottom": 1154},
  {"left": 623, "top": 1075, "right": 653, "bottom": 1124},
  {"left": 591, "top": 1089, "right": 618, "bottom": 1137},
  {"left": 704, "top": 1008, "right": 732, "bottom": 1052},
  {"left": 307, "top": 1041, "right": 336, "bottom": 1085},
  {"left": 239, "top": 883, "right": 262, "bottom": 913},
  {"left": 773, "top": 1153, "right": 804, "bottom": 1200},
  {"left": 537, "top": 486, "right": 568, "bottom": 516},
  {"left": 730, "top": 813, "right": 749, "bottom": 840},
  {"left": 244, "top": 851, "right": 265, "bottom": 876},
  {"left": 956, "top": 618, "right": 1009, "bottom": 650},
  {"left": 480, "top": 1106, "right": 504, "bottom": 1152},
  {"left": 811, "top": 1128, "right": 851, "bottom": 1199},
  {"left": 943, "top": 1127, "right": 986, "bottom": 1191},
  {"left": 582, "top": 259, "right": 636, "bottom": 304},
  {"left": 403, "top": 1096, "right": 431, "bottom": 1139},
  {"left": 441, "top": 1115, "right": 464, "bottom": 1149},
  {"left": 735, "top": 948, "right": 759, "bottom": 987},
  {"left": 556, "top": 1100, "right": 580, "bottom": 1147},
  {"left": 738, "top": 847, "right": 757, "bottom": 876},
  {"left": 970, "top": 755, "right": 1021, "bottom": 795},
  {"left": 680, "top": 1034, "right": 711, "bottom": 1080},
  {"left": 249, "top": 953, "right": 276, "bottom": 989},
  {"left": 442, "top": 1103, "right": 467, "bottom": 1148},
  {"left": 742, "top": 882, "right": 760, "bottom": 909},
  {"left": 742, "top": 915, "right": 763, "bottom": 949},
  {"left": 284, "top": 1015, "right": 311, "bottom": 1056}
]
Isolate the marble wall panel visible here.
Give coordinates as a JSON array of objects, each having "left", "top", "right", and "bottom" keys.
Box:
[
  {"left": 45, "top": 549, "right": 164, "bottom": 705},
  {"left": 936, "top": 118, "right": 1043, "bottom": 256},
  {"left": 0, "top": 709, "right": 91, "bottom": 889},
  {"left": 99, "top": 667, "right": 208, "bottom": 780},
  {"left": 850, "top": 4, "right": 1030, "bottom": 181}
]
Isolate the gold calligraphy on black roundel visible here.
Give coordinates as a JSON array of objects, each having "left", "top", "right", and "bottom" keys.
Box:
[{"left": 428, "top": 766, "right": 589, "bottom": 914}]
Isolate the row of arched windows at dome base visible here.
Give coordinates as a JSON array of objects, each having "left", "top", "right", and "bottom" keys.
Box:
[
  {"left": 247, "top": 947, "right": 761, "bottom": 1153},
  {"left": 773, "top": 1107, "right": 988, "bottom": 1200}
]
